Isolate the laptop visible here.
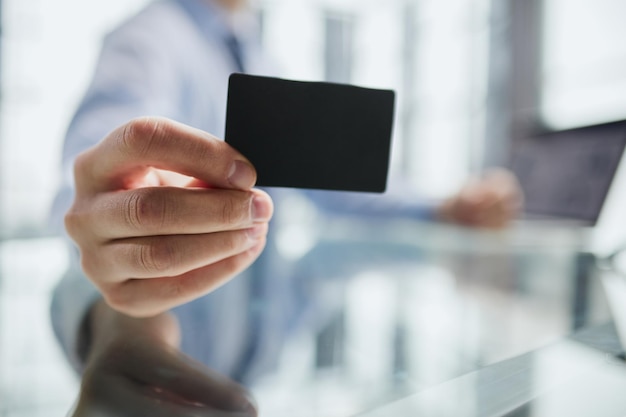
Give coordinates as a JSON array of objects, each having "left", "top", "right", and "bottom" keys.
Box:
[{"left": 510, "top": 120, "right": 626, "bottom": 227}]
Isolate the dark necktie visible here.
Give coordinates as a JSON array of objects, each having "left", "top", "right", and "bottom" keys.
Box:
[{"left": 225, "top": 34, "right": 245, "bottom": 72}]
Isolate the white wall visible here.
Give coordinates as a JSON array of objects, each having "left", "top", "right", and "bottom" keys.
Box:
[
  {"left": 542, "top": 0, "right": 626, "bottom": 130},
  {"left": 1, "top": 0, "right": 151, "bottom": 236}
]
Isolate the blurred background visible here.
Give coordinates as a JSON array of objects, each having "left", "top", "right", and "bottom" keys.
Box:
[{"left": 1, "top": 0, "right": 626, "bottom": 415}]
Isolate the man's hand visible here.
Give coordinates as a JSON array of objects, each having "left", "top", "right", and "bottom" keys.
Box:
[
  {"left": 438, "top": 169, "right": 523, "bottom": 229},
  {"left": 65, "top": 117, "right": 273, "bottom": 317},
  {"left": 71, "top": 300, "right": 257, "bottom": 417}
]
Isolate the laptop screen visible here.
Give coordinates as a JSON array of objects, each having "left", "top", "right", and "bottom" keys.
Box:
[{"left": 510, "top": 121, "right": 626, "bottom": 226}]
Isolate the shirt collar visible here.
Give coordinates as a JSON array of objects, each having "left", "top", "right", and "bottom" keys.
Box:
[{"left": 174, "top": 0, "right": 260, "bottom": 45}]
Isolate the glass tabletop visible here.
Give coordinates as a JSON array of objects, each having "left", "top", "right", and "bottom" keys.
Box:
[
  {"left": 0, "top": 216, "right": 619, "bottom": 417},
  {"left": 249, "top": 217, "right": 610, "bottom": 416},
  {"left": 355, "top": 326, "right": 626, "bottom": 417}
]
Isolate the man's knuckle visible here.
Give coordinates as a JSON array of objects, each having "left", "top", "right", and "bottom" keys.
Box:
[
  {"left": 123, "top": 192, "right": 143, "bottom": 230},
  {"left": 222, "top": 234, "right": 241, "bottom": 254},
  {"left": 63, "top": 207, "right": 81, "bottom": 238},
  {"left": 102, "top": 280, "right": 150, "bottom": 317},
  {"left": 79, "top": 251, "right": 98, "bottom": 281},
  {"left": 120, "top": 117, "right": 167, "bottom": 158},
  {"left": 220, "top": 194, "right": 249, "bottom": 226},
  {"left": 103, "top": 284, "right": 129, "bottom": 312},
  {"left": 123, "top": 189, "right": 169, "bottom": 231},
  {"left": 162, "top": 280, "right": 185, "bottom": 301},
  {"left": 73, "top": 152, "right": 90, "bottom": 177},
  {"left": 220, "top": 197, "right": 236, "bottom": 225},
  {"left": 138, "top": 241, "right": 177, "bottom": 275}
]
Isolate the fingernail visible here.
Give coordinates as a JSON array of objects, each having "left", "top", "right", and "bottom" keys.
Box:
[
  {"left": 226, "top": 391, "right": 258, "bottom": 415},
  {"left": 240, "top": 392, "right": 258, "bottom": 416},
  {"left": 252, "top": 194, "right": 272, "bottom": 221},
  {"left": 246, "top": 225, "right": 266, "bottom": 239},
  {"left": 228, "top": 160, "right": 256, "bottom": 189}
]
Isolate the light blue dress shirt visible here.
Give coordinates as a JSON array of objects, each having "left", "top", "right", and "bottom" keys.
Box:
[{"left": 50, "top": 0, "right": 436, "bottom": 384}]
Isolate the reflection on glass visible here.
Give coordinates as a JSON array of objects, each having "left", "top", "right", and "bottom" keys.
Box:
[
  {"left": 357, "top": 340, "right": 626, "bottom": 417},
  {"left": 69, "top": 303, "right": 257, "bottom": 417},
  {"left": 598, "top": 246, "right": 626, "bottom": 278}
]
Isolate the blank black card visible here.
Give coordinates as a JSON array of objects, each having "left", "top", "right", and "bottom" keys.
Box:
[{"left": 225, "top": 73, "right": 395, "bottom": 193}]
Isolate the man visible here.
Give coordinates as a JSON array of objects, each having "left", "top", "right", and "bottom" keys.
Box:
[{"left": 51, "top": 0, "right": 522, "bottom": 412}]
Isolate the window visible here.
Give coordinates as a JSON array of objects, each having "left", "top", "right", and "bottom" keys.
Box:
[
  {"left": 541, "top": 0, "right": 626, "bottom": 130},
  {"left": 262, "top": 0, "right": 490, "bottom": 199},
  {"left": 0, "top": 0, "right": 150, "bottom": 238}
]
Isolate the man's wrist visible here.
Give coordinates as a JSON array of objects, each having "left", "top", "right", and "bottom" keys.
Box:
[{"left": 88, "top": 299, "right": 181, "bottom": 359}]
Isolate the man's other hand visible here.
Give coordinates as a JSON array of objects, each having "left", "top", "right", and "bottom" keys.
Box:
[{"left": 438, "top": 168, "right": 523, "bottom": 229}]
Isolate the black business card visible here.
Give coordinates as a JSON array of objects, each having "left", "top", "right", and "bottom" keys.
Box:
[{"left": 225, "top": 74, "right": 395, "bottom": 193}]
